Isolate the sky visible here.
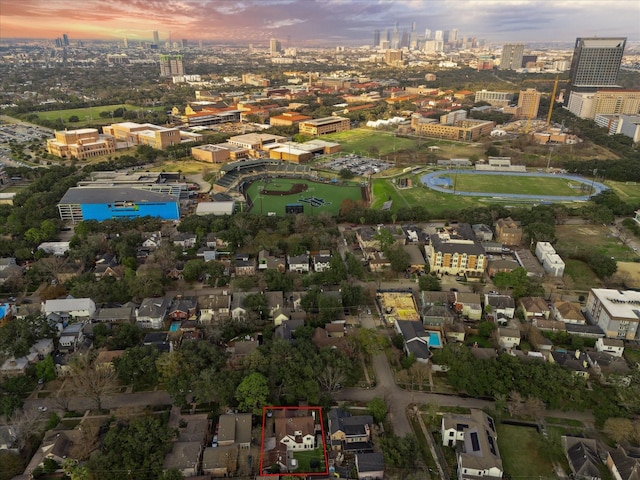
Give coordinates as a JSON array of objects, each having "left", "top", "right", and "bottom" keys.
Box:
[{"left": 1, "top": 0, "right": 639, "bottom": 46}]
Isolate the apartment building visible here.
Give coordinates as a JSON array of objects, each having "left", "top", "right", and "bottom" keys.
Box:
[
  {"left": 474, "top": 90, "right": 513, "bottom": 107},
  {"left": 494, "top": 217, "right": 522, "bottom": 246},
  {"left": 517, "top": 88, "right": 541, "bottom": 119},
  {"left": 585, "top": 288, "right": 640, "bottom": 340},
  {"left": 46, "top": 128, "right": 116, "bottom": 160},
  {"left": 425, "top": 223, "right": 487, "bottom": 278},
  {"left": 567, "top": 89, "right": 640, "bottom": 119},
  {"left": 412, "top": 117, "right": 494, "bottom": 141}
]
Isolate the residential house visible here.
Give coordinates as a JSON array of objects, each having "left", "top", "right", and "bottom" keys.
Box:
[
  {"left": 586, "top": 351, "right": 631, "bottom": 384},
  {"left": 202, "top": 445, "right": 234, "bottom": 477},
  {"left": 168, "top": 296, "right": 198, "bottom": 320},
  {"left": 93, "top": 306, "right": 134, "bottom": 324},
  {"left": 562, "top": 436, "right": 602, "bottom": 480},
  {"left": 585, "top": 288, "right": 640, "bottom": 340},
  {"left": 0, "top": 425, "right": 18, "bottom": 453},
  {"left": 355, "top": 452, "right": 385, "bottom": 480},
  {"left": 565, "top": 323, "right": 606, "bottom": 339},
  {"left": 43, "top": 297, "right": 96, "bottom": 322},
  {"left": 265, "top": 291, "right": 285, "bottom": 319},
  {"left": 518, "top": 296, "right": 550, "bottom": 321},
  {"left": 136, "top": 297, "right": 170, "bottom": 329},
  {"left": 355, "top": 226, "right": 381, "bottom": 251},
  {"left": 420, "top": 291, "right": 455, "bottom": 329},
  {"left": 453, "top": 292, "right": 483, "bottom": 321},
  {"left": 487, "top": 258, "right": 520, "bottom": 277},
  {"left": 1, "top": 356, "right": 30, "bottom": 376},
  {"left": 606, "top": 445, "right": 640, "bottom": 480},
  {"left": 313, "top": 251, "right": 332, "bottom": 273},
  {"left": 0, "top": 257, "right": 17, "bottom": 271},
  {"left": 550, "top": 350, "right": 590, "bottom": 378},
  {"left": 424, "top": 223, "right": 487, "bottom": 278},
  {"left": 226, "top": 338, "right": 259, "bottom": 367},
  {"left": 143, "top": 332, "right": 172, "bottom": 352},
  {"left": 39, "top": 431, "right": 75, "bottom": 468},
  {"left": 595, "top": 338, "right": 624, "bottom": 357},
  {"left": 441, "top": 409, "right": 503, "bottom": 479},
  {"left": 162, "top": 442, "right": 202, "bottom": 477},
  {"left": 231, "top": 292, "right": 251, "bottom": 322},
  {"left": 368, "top": 251, "right": 391, "bottom": 272},
  {"left": 94, "top": 349, "right": 125, "bottom": 371},
  {"left": 311, "top": 327, "right": 350, "bottom": 351},
  {"left": 235, "top": 254, "right": 256, "bottom": 276},
  {"left": 553, "top": 300, "right": 586, "bottom": 324},
  {"left": 172, "top": 232, "right": 197, "bottom": 249},
  {"left": 141, "top": 231, "right": 163, "bottom": 249},
  {"left": 494, "top": 217, "right": 522, "bottom": 246},
  {"left": 469, "top": 347, "right": 499, "bottom": 361},
  {"left": 394, "top": 320, "right": 431, "bottom": 362},
  {"left": 275, "top": 413, "right": 315, "bottom": 451},
  {"left": 58, "top": 322, "right": 86, "bottom": 352},
  {"left": 0, "top": 263, "right": 23, "bottom": 286},
  {"left": 198, "top": 293, "right": 231, "bottom": 324},
  {"left": 258, "top": 249, "right": 286, "bottom": 272},
  {"left": 32, "top": 338, "right": 55, "bottom": 357},
  {"left": 484, "top": 294, "right": 515, "bottom": 325},
  {"left": 272, "top": 307, "right": 291, "bottom": 327},
  {"left": 472, "top": 224, "right": 494, "bottom": 242},
  {"left": 274, "top": 318, "right": 305, "bottom": 342},
  {"left": 404, "top": 244, "right": 426, "bottom": 273},
  {"left": 93, "top": 252, "right": 121, "bottom": 279},
  {"left": 532, "top": 318, "right": 567, "bottom": 332},
  {"left": 497, "top": 327, "right": 521, "bottom": 350},
  {"left": 288, "top": 253, "right": 310, "bottom": 274},
  {"left": 327, "top": 408, "right": 373, "bottom": 452},
  {"left": 217, "top": 413, "right": 252, "bottom": 448}
]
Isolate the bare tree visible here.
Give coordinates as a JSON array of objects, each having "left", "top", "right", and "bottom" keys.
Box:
[
  {"left": 69, "top": 419, "right": 102, "bottom": 460},
  {"left": 51, "top": 388, "right": 73, "bottom": 413},
  {"left": 408, "top": 362, "right": 430, "bottom": 391},
  {"left": 507, "top": 390, "right": 524, "bottom": 417},
  {"left": 68, "top": 353, "right": 118, "bottom": 411},
  {"left": 8, "top": 408, "right": 42, "bottom": 451},
  {"left": 524, "top": 396, "right": 545, "bottom": 422},
  {"left": 318, "top": 365, "right": 347, "bottom": 393}
]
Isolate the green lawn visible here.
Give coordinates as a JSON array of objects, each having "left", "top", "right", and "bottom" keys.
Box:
[
  {"left": 607, "top": 180, "right": 640, "bottom": 205},
  {"left": 323, "top": 128, "right": 418, "bottom": 156},
  {"left": 497, "top": 424, "right": 555, "bottom": 478},
  {"left": 556, "top": 224, "right": 638, "bottom": 262},
  {"left": 27, "top": 104, "right": 166, "bottom": 127},
  {"left": 563, "top": 259, "right": 602, "bottom": 290},
  {"left": 292, "top": 448, "right": 327, "bottom": 472},
  {"left": 442, "top": 173, "right": 584, "bottom": 196},
  {"left": 245, "top": 177, "right": 364, "bottom": 216},
  {"left": 624, "top": 347, "right": 640, "bottom": 366}
]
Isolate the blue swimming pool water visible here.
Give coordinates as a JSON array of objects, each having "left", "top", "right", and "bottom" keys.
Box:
[
  {"left": 428, "top": 331, "right": 442, "bottom": 348},
  {"left": 169, "top": 321, "right": 180, "bottom": 332}
]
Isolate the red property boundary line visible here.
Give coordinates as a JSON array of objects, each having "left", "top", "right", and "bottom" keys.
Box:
[{"left": 259, "top": 405, "right": 329, "bottom": 477}]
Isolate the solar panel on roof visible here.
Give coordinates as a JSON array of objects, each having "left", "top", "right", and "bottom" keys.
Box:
[{"left": 470, "top": 432, "right": 480, "bottom": 452}]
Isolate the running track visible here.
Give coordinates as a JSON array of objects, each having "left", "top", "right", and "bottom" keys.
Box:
[{"left": 420, "top": 170, "right": 608, "bottom": 202}]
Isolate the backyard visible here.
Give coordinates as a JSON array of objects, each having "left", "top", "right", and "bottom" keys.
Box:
[
  {"left": 292, "top": 448, "right": 327, "bottom": 473},
  {"left": 496, "top": 423, "right": 556, "bottom": 478}
]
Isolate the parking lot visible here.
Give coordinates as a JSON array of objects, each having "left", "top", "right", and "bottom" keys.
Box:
[{"left": 322, "top": 154, "right": 393, "bottom": 177}]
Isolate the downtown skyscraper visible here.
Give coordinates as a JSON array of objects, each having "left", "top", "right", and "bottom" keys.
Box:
[{"left": 569, "top": 37, "right": 626, "bottom": 91}]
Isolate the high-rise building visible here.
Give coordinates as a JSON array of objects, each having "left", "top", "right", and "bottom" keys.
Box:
[
  {"left": 434, "top": 30, "right": 443, "bottom": 41},
  {"left": 424, "top": 29, "right": 432, "bottom": 40},
  {"left": 153, "top": 30, "right": 160, "bottom": 45},
  {"left": 450, "top": 28, "right": 458, "bottom": 44},
  {"left": 270, "top": 38, "right": 281, "bottom": 56},
  {"left": 374, "top": 30, "right": 381, "bottom": 48},
  {"left": 181, "top": 39, "right": 188, "bottom": 48},
  {"left": 55, "top": 38, "right": 63, "bottom": 48},
  {"left": 123, "top": 37, "right": 128, "bottom": 49},
  {"left": 62, "top": 33, "right": 69, "bottom": 46},
  {"left": 159, "top": 54, "right": 183, "bottom": 77},
  {"left": 569, "top": 37, "right": 626, "bottom": 90},
  {"left": 500, "top": 43, "right": 525, "bottom": 70},
  {"left": 517, "top": 88, "right": 541, "bottom": 119}
]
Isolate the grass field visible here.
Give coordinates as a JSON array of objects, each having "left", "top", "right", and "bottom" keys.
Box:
[
  {"left": 245, "top": 177, "right": 363, "bottom": 216},
  {"left": 29, "top": 104, "right": 165, "bottom": 127},
  {"left": 322, "top": 128, "right": 483, "bottom": 159},
  {"left": 607, "top": 180, "right": 640, "bottom": 205},
  {"left": 443, "top": 173, "right": 585, "bottom": 196},
  {"left": 497, "top": 424, "right": 555, "bottom": 478},
  {"left": 148, "top": 159, "right": 220, "bottom": 175},
  {"left": 555, "top": 224, "right": 638, "bottom": 261}
]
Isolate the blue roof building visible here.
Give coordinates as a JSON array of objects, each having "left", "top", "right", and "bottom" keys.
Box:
[{"left": 57, "top": 187, "right": 180, "bottom": 223}]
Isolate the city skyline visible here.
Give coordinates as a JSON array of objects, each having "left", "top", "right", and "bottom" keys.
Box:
[{"left": 1, "top": 0, "right": 639, "bottom": 46}]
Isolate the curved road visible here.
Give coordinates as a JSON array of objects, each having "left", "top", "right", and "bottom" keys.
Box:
[{"left": 421, "top": 170, "right": 608, "bottom": 202}]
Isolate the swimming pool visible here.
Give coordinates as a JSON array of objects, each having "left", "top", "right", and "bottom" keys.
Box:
[
  {"left": 169, "top": 321, "right": 180, "bottom": 332},
  {"left": 427, "top": 331, "right": 443, "bottom": 348}
]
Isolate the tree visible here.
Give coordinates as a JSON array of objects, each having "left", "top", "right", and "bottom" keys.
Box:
[
  {"left": 380, "top": 434, "right": 418, "bottom": 469},
  {"left": 88, "top": 415, "right": 174, "bottom": 480},
  {"left": 352, "top": 327, "right": 387, "bottom": 356},
  {"left": 339, "top": 168, "right": 354, "bottom": 179},
  {"left": 35, "top": 355, "right": 56, "bottom": 382},
  {"left": 317, "top": 365, "right": 346, "bottom": 393},
  {"left": 603, "top": 417, "right": 637, "bottom": 445},
  {"left": 0, "top": 451, "right": 23, "bottom": 480},
  {"left": 418, "top": 273, "right": 441, "bottom": 291},
  {"left": 367, "top": 397, "right": 388, "bottom": 423},
  {"left": 235, "top": 372, "right": 269, "bottom": 415},
  {"left": 68, "top": 115, "right": 80, "bottom": 122},
  {"left": 69, "top": 352, "right": 118, "bottom": 411},
  {"left": 386, "top": 243, "right": 410, "bottom": 272},
  {"left": 113, "top": 345, "right": 160, "bottom": 391}
]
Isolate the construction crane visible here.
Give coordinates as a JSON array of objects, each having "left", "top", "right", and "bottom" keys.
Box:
[{"left": 546, "top": 75, "right": 560, "bottom": 126}]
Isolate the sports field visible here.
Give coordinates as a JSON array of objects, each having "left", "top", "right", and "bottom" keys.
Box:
[
  {"left": 444, "top": 173, "right": 584, "bottom": 196},
  {"left": 25, "top": 104, "right": 166, "bottom": 127},
  {"left": 607, "top": 180, "right": 640, "bottom": 204},
  {"left": 244, "top": 178, "right": 364, "bottom": 216}
]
